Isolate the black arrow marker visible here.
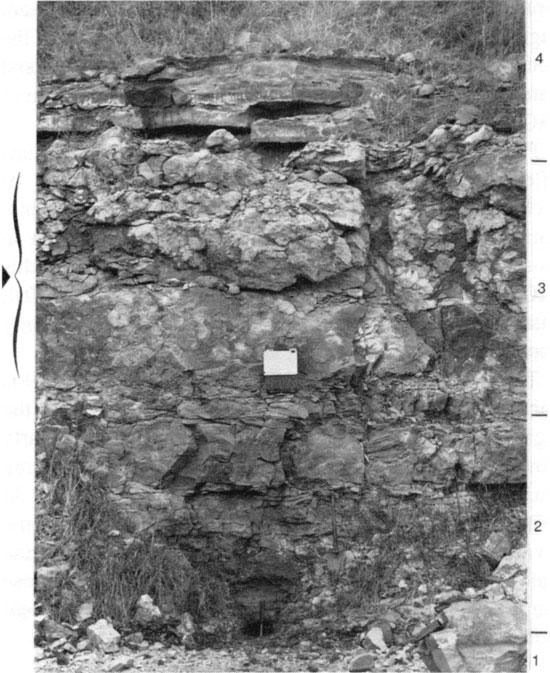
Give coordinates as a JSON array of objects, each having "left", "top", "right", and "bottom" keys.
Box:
[{"left": 1, "top": 266, "right": 10, "bottom": 288}]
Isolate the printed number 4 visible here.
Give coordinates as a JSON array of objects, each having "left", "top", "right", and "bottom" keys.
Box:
[{"left": 536, "top": 53, "right": 543, "bottom": 64}]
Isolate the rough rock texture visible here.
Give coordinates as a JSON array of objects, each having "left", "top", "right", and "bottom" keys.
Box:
[
  {"left": 134, "top": 595, "right": 162, "bottom": 625},
  {"left": 428, "top": 601, "right": 526, "bottom": 672},
  {"left": 39, "top": 56, "right": 396, "bottom": 138},
  {"left": 37, "top": 56, "right": 526, "bottom": 625},
  {"left": 86, "top": 620, "right": 121, "bottom": 653}
]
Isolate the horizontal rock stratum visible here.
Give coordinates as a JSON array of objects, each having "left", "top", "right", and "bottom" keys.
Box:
[{"left": 39, "top": 56, "right": 395, "bottom": 140}]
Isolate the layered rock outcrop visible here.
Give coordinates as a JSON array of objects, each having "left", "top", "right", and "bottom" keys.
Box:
[{"left": 37, "top": 55, "right": 526, "bottom": 623}]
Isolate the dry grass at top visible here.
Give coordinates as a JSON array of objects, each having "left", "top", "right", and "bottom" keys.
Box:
[{"left": 38, "top": 1, "right": 524, "bottom": 78}]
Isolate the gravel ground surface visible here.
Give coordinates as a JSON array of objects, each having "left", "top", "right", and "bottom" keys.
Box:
[{"left": 35, "top": 639, "right": 430, "bottom": 672}]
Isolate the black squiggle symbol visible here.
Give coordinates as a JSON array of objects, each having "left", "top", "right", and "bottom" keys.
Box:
[{"left": 12, "top": 174, "right": 22, "bottom": 377}]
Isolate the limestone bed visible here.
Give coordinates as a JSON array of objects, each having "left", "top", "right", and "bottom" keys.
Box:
[{"left": 36, "top": 55, "right": 526, "bottom": 669}]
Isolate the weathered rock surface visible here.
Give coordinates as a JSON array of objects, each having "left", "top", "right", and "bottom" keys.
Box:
[
  {"left": 37, "top": 55, "right": 526, "bottom": 632},
  {"left": 134, "top": 595, "right": 162, "bottom": 625},
  {"left": 286, "top": 140, "right": 366, "bottom": 179},
  {"left": 447, "top": 151, "right": 525, "bottom": 198},
  {"left": 39, "top": 56, "right": 403, "bottom": 136},
  {"left": 492, "top": 547, "right": 526, "bottom": 583},
  {"left": 205, "top": 128, "right": 240, "bottom": 152},
  {"left": 107, "top": 656, "right": 134, "bottom": 672},
  {"left": 36, "top": 563, "right": 70, "bottom": 591},
  {"left": 481, "top": 531, "right": 512, "bottom": 566},
  {"left": 86, "top": 619, "right": 121, "bottom": 653},
  {"left": 349, "top": 650, "right": 376, "bottom": 671},
  {"left": 294, "top": 422, "right": 364, "bottom": 488},
  {"left": 76, "top": 602, "right": 94, "bottom": 623},
  {"left": 428, "top": 600, "right": 526, "bottom": 672}
]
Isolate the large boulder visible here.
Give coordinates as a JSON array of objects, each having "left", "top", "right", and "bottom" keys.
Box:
[
  {"left": 427, "top": 600, "right": 526, "bottom": 672},
  {"left": 203, "top": 207, "right": 355, "bottom": 290},
  {"left": 288, "top": 180, "right": 367, "bottom": 229},
  {"left": 447, "top": 150, "right": 525, "bottom": 199},
  {"left": 200, "top": 178, "right": 367, "bottom": 290}
]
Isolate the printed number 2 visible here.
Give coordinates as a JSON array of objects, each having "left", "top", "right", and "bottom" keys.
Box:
[
  {"left": 535, "top": 521, "right": 542, "bottom": 532},
  {"left": 536, "top": 53, "right": 543, "bottom": 64},
  {"left": 538, "top": 282, "right": 546, "bottom": 294}
]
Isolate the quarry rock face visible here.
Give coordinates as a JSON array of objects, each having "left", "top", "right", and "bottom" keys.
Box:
[{"left": 37, "top": 56, "right": 526, "bottom": 625}]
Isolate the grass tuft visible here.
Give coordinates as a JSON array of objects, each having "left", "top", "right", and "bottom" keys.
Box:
[
  {"left": 334, "top": 485, "right": 525, "bottom": 608},
  {"left": 35, "top": 436, "right": 231, "bottom": 628},
  {"left": 38, "top": 1, "right": 524, "bottom": 78}
]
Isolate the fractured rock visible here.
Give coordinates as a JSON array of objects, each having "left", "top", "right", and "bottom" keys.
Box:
[
  {"left": 397, "top": 52, "right": 416, "bottom": 65},
  {"left": 176, "top": 612, "right": 196, "bottom": 648},
  {"left": 87, "top": 619, "right": 121, "bottom": 653},
  {"left": 349, "top": 649, "right": 375, "bottom": 672},
  {"left": 286, "top": 140, "right": 366, "bottom": 180},
  {"left": 76, "top": 601, "right": 94, "bottom": 622},
  {"left": 288, "top": 179, "right": 367, "bottom": 229},
  {"left": 364, "top": 427, "right": 418, "bottom": 496},
  {"left": 162, "top": 149, "right": 262, "bottom": 187},
  {"left": 134, "top": 594, "right": 162, "bottom": 625},
  {"left": 40, "top": 57, "right": 399, "bottom": 134},
  {"left": 251, "top": 114, "right": 338, "bottom": 143},
  {"left": 432, "top": 599, "right": 527, "bottom": 673},
  {"left": 319, "top": 170, "right": 347, "bottom": 184},
  {"left": 205, "top": 128, "right": 240, "bottom": 152},
  {"left": 362, "top": 626, "right": 389, "bottom": 652},
  {"left": 447, "top": 150, "right": 524, "bottom": 198},
  {"left": 486, "top": 60, "right": 519, "bottom": 87},
  {"left": 36, "top": 56, "right": 527, "bottom": 611},
  {"left": 203, "top": 203, "right": 358, "bottom": 290},
  {"left": 427, "top": 126, "right": 450, "bottom": 152},
  {"left": 492, "top": 547, "right": 527, "bottom": 583},
  {"left": 356, "top": 305, "right": 434, "bottom": 375},
  {"left": 481, "top": 531, "right": 512, "bottom": 566},
  {"left": 40, "top": 618, "right": 72, "bottom": 642},
  {"left": 294, "top": 422, "right": 364, "bottom": 488},
  {"left": 417, "top": 83, "right": 435, "bottom": 97},
  {"left": 107, "top": 655, "right": 135, "bottom": 671},
  {"left": 141, "top": 138, "right": 192, "bottom": 156},
  {"left": 463, "top": 124, "right": 494, "bottom": 147},
  {"left": 453, "top": 104, "right": 481, "bottom": 125},
  {"left": 35, "top": 563, "right": 70, "bottom": 591}
]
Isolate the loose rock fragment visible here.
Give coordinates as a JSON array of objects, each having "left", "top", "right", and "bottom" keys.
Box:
[
  {"left": 87, "top": 619, "right": 121, "bottom": 653},
  {"left": 134, "top": 594, "right": 162, "bottom": 625}
]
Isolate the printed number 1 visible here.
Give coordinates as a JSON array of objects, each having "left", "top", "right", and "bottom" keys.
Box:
[{"left": 534, "top": 654, "right": 538, "bottom": 666}]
